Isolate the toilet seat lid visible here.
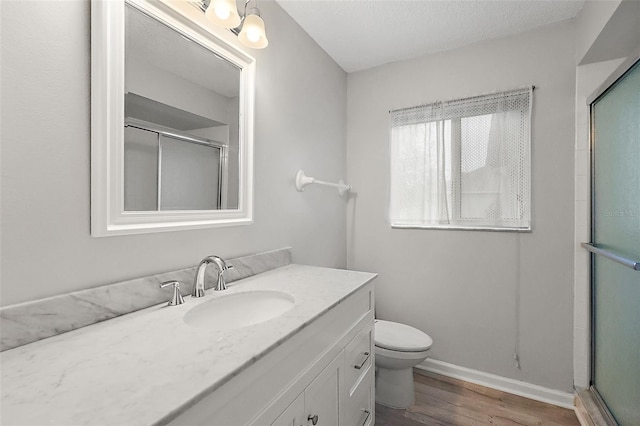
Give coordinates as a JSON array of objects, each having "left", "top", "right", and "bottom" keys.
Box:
[{"left": 375, "top": 320, "right": 433, "bottom": 352}]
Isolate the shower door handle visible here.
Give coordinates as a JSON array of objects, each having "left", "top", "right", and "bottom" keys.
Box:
[{"left": 582, "top": 243, "right": 640, "bottom": 271}]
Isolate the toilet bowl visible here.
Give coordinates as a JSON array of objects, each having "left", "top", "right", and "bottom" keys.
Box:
[{"left": 374, "top": 320, "right": 433, "bottom": 409}]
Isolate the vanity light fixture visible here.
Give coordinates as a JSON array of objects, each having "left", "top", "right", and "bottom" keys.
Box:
[{"left": 203, "top": 0, "right": 269, "bottom": 49}]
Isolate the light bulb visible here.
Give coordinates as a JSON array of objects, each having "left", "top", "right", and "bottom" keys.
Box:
[
  {"left": 205, "top": 0, "right": 241, "bottom": 29},
  {"left": 215, "top": 4, "right": 230, "bottom": 20},
  {"left": 246, "top": 28, "right": 261, "bottom": 43}
]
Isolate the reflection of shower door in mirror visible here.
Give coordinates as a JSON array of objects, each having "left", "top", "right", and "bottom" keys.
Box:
[
  {"left": 124, "top": 124, "right": 224, "bottom": 212},
  {"left": 589, "top": 60, "right": 640, "bottom": 425}
]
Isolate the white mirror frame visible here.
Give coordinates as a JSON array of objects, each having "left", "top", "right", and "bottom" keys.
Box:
[{"left": 91, "top": 0, "right": 254, "bottom": 237}]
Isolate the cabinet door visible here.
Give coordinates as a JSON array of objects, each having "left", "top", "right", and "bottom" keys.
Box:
[
  {"left": 342, "top": 374, "right": 373, "bottom": 426},
  {"left": 271, "top": 394, "right": 305, "bottom": 426},
  {"left": 304, "top": 353, "right": 343, "bottom": 426}
]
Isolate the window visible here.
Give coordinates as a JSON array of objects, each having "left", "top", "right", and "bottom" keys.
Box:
[{"left": 390, "top": 87, "right": 532, "bottom": 231}]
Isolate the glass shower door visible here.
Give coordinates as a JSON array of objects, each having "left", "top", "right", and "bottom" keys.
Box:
[{"left": 589, "top": 60, "right": 640, "bottom": 425}]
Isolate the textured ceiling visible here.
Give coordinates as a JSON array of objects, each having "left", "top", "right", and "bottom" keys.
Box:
[{"left": 275, "top": 0, "right": 586, "bottom": 73}]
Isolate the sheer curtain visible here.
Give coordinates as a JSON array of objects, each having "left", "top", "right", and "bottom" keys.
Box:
[
  {"left": 390, "top": 119, "right": 450, "bottom": 225},
  {"left": 390, "top": 87, "right": 531, "bottom": 230}
]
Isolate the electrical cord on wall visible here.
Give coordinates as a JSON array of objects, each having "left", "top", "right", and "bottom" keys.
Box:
[{"left": 514, "top": 232, "right": 522, "bottom": 370}]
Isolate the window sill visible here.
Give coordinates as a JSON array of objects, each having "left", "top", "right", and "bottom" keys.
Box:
[{"left": 390, "top": 224, "right": 532, "bottom": 232}]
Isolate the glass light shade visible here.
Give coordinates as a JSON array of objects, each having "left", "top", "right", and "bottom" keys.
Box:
[
  {"left": 205, "top": 0, "right": 241, "bottom": 29},
  {"left": 238, "top": 13, "right": 268, "bottom": 49}
]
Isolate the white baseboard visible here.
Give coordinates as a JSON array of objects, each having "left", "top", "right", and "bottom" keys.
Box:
[{"left": 415, "top": 359, "right": 575, "bottom": 410}]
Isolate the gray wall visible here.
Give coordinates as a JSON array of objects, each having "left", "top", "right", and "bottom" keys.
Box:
[
  {"left": 575, "top": 0, "right": 622, "bottom": 65},
  {"left": 346, "top": 21, "right": 576, "bottom": 392},
  {"left": 1, "top": 0, "right": 347, "bottom": 306}
]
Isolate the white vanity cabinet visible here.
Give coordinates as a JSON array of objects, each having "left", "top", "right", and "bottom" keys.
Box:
[
  {"left": 270, "top": 322, "right": 373, "bottom": 426},
  {"left": 0, "top": 265, "right": 376, "bottom": 426},
  {"left": 272, "top": 353, "right": 341, "bottom": 426},
  {"left": 168, "top": 282, "right": 375, "bottom": 426}
]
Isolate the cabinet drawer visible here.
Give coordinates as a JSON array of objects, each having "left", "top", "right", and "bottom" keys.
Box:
[
  {"left": 344, "top": 323, "right": 372, "bottom": 394},
  {"left": 342, "top": 373, "right": 373, "bottom": 426}
]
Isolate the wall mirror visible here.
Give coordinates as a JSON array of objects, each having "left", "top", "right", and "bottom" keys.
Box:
[{"left": 91, "top": 0, "right": 254, "bottom": 236}]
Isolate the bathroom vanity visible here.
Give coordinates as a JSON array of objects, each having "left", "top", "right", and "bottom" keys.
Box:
[{"left": 0, "top": 264, "right": 376, "bottom": 426}]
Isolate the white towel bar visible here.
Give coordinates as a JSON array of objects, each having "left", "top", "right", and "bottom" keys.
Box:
[{"left": 295, "top": 170, "right": 351, "bottom": 196}]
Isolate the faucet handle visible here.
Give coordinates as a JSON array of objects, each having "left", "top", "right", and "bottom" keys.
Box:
[
  {"left": 214, "top": 264, "right": 234, "bottom": 292},
  {"left": 160, "top": 281, "right": 185, "bottom": 306}
]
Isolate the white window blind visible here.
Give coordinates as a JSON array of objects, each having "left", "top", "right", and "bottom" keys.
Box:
[{"left": 390, "top": 87, "right": 532, "bottom": 231}]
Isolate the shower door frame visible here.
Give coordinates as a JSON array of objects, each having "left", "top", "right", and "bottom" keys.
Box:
[
  {"left": 125, "top": 118, "right": 228, "bottom": 211},
  {"left": 586, "top": 55, "right": 640, "bottom": 426}
]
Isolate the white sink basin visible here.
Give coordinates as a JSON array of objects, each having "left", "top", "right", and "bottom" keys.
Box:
[{"left": 183, "top": 290, "right": 295, "bottom": 331}]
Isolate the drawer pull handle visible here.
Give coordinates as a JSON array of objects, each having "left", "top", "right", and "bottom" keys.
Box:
[
  {"left": 354, "top": 352, "right": 370, "bottom": 370},
  {"left": 359, "top": 409, "right": 371, "bottom": 426},
  {"left": 307, "top": 414, "right": 319, "bottom": 425}
]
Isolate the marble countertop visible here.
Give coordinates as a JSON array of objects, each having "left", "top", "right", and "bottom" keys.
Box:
[{"left": 1, "top": 265, "right": 376, "bottom": 426}]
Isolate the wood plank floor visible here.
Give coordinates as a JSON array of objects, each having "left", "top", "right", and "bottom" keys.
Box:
[{"left": 375, "top": 372, "right": 580, "bottom": 426}]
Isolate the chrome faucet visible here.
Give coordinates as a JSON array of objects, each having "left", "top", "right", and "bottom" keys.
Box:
[{"left": 192, "top": 255, "right": 233, "bottom": 297}]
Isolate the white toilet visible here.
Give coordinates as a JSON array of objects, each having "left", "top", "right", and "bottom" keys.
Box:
[{"left": 374, "top": 319, "right": 433, "bottom": 408}]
